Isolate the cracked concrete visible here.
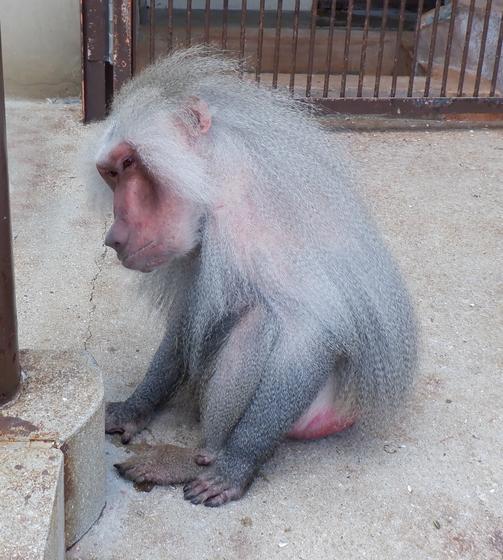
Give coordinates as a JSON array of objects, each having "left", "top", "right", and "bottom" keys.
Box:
[
  {"left": 7, "top": 100, "right": 105, "bottom": 351},
  {"left": 84, "top": 219, "right": 110, "bottom": 352},
  {"left": 7, "top": 100, "right": 503, "bottom": 560}
]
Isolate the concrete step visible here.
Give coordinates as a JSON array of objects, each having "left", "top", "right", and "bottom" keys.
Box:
[
  {"left": 0, "top": 442, "right": 65, "bottom": 560},
  {"left": 0, "top": 350, "right": 105, "bottom": 550}
]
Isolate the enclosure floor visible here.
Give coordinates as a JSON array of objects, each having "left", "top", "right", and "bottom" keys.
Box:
[{"left": 7, "top": 100, "right": 502, "bottom": 560}]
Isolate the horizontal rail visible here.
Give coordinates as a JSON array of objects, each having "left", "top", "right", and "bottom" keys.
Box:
[{"left": 309, "top": 96, "right": 503, "bottom": 119}]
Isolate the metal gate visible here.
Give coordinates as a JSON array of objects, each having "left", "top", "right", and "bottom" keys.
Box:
[{"left": 82, "top": 0, "right": 503, "bottom": 121}]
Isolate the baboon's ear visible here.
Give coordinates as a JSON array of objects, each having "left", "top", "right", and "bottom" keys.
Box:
[{"left": 180, "top": 96, "right": 212, "bottom": 136}]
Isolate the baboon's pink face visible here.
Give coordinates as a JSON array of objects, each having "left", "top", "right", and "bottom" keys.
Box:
[{"left": 97, "top": 143, "right": 200, "bottom": 272}]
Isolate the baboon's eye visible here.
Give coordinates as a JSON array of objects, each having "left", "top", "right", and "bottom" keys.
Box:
[{"left": 122, "top": 157, "right": 134, "bottom": 171}]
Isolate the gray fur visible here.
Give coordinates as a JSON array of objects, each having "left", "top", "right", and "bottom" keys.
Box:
[{"left": 93, "top": 47, "right": 417, "bottom": 506}]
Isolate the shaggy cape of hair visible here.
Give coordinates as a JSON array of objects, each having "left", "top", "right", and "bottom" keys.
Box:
[{"left": 90, "top": 47, "right": 417, "bottom": 421}]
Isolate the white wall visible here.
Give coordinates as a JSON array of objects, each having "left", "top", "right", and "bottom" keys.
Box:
[{"left": 0, "top": 0, "right": 81, "bottom": 98}]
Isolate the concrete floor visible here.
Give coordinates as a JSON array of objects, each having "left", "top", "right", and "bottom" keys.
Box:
[{"left": 7, "top": 100, "right": 502, "bottom": 560}]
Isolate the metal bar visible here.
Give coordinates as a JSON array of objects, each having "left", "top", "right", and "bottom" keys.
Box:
[
  {"left": 149, "top": 0, "right": 155, "bottom": 62},
  {"left": 204, "top": 0, "right": 211, "bottom": 44},
  {"left": 81, "top": 0, "right": 109, "bottom": 122},
  {"left": 131, "top": 0, "right": 136, "bottom": 76},
  {"left": 186, "top": 0, "right": 192, "bottom": 47},
  {"left": 240, "top": 0, "right": 247, "bottom": 66},
  {"left": 407, "top": 0, "right": 424, "bottom": 97},
  {"left": 112, "top": 0, "right": 133, "bottom": 93},
  {"left": 357, "top": 0, "right": 372, "bottom": 98},
  {"left": 305, "top": 0, "right": 318, "bottom": 96},
  {"left": 473, "top": 0, "right": 493, "bottom": 97},
  {"left": 424, "top": 0, "right": 442, "bottom": 97},
  {"left": 222, "top": 0, "right": 228, "bottom": 49},
  {"left": 457, "top": 0, "right": 476, "bottom": 96},
  {"left": 490, "top": 11, "right": 503, "bottom": 96},
  {"left": 256, "top": 0, "right": 265, "bottom": 83},
  {"left": 390, "top": 0, "right": 406, "bottom": 98},
  {"left": 289, "top": 0, "right": 301, "bottom": 93},
  {"left": 323, "top": 0, "right": 338, "bottom": 98},
  {"left": 167, "top": 0, "right": 174, "bottom": 51},
  {"left": 272, "top": 0, "right": 283, "bottom": 89},
  {"left": 374, "top": 0, "right": 389, "bottom": 98},
  {"left": 340, "top": 0, "right": 354, "bottom": 98},
  {"left": 310, "top": 96, "right": 503, "bottom": 119},
  {"left": 440, "top": 0, "right": 457, "bottom": 97},
  {"left": 0, "top": 29, "right": 21, "bottom": 406}
]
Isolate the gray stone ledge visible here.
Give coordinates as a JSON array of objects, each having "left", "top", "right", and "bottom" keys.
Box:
[
  {"left": 0, "top": 350, "right": 105, "bottom": 548},
  {"left": 0, "top": 442, "right": 65, "bottom": 560}
]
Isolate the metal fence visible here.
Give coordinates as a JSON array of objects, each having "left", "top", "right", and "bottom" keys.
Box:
[{"left": 82, "top": 0, "right": 503, "bottom": 120}]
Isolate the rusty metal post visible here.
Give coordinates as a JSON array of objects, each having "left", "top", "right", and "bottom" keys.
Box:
[
  {"left": 0, "top": 29, "right": 21, "bottom": 406},
  {"left": 113, "top": 0, "right": 133, "bottom": 93},
  {"left": 81, "top": 0, "right": 111, "bottom": 122}
]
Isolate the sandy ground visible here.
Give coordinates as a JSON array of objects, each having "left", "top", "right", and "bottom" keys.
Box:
[{"left": 6, "top": 100, "right": 502, "bottom": 560}]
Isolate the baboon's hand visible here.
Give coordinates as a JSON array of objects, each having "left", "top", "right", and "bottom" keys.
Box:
[
  {"left": 183, "top": 466, "right": 248, "bottom": 507},
  {"left": 105, "top": 401, "right": 152, "bottom": 444},
  {"left": 183, "top": 454, "right": 252, "bottom": 507}
]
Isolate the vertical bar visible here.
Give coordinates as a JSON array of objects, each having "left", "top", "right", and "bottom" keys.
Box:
[
  {"left": 204, "top": 0, "right": 211, "bottom": 44},
  {"left": 407, "top": 0, "right": 424, "bottom": 97},
  {"left": 306, "top": 0, "right": 318, "bottom": 96},
  {"left": 186, "top": 0, "right": 193, "bottom": 47},
  {"left": 0, "top": 29, "right": 21, "bottom": 406},
  {"left": 440, "top": 0, "right": 457, "bottom": 97},
  {"left": 131, "top": 0, "right": 136, "bottom": 76},
  {"left": 149, "top": 0, "right": 156, "bottom": 63},
  {"left": 457, "top": 0, "right": 476, "bottom": 96},
  {"left": 424, "top": 0, "right": 442, "bottom": 97},
  {"left": 323, "top": 0, "right": 338, "bottom": 97},
  {"left": 473, "top": 0, "right": 493, "bottom": 97},
  {"left": 167, "top": 0, "right": 174, "bottom": 51},
  {"left": 357, "top": 0, "right": 371, "bottom": 97},
  {"left": 240, "top": 0, "right": 247, "bottom": 64},
  {"left": 490, "top": 11, "right": 503, "bottom": 96},
  {"left": 113, "top": 0, "right": 133, "bottom": 94},
  {"left": 289, "top": 0, "right": 301, "bottom": 93},
  {"left": 81, "top": 0, "right": 109, "bottom": 122},
  {"left": 272, "top": 0, "right": 283, "bottom": 89},
  {"left": 340, "top": 0, "right": 354, "bottom": 98},
  {"left": 390, "top": 0, "right": 406, "bottom": 98},
  {"left": 256, "top": 0, "right": 265, "bottom": 83},
  {"left": 222, "top": 0, "right": 228, "bottom": 49},
  {"left": 374, "top": 0, "right": 389, "bottom": 98}
]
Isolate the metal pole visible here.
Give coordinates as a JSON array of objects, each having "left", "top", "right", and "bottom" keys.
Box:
[
  {"left": 81, "top": 0, "right": 110, "bottom": 123},
  {"left": 113, "top": 0, "right": 133, "bottom": 93},
  {"left": 0, "top": 28, "right": 21, "bottom": 406}
]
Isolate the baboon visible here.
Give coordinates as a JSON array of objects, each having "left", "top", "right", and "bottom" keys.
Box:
[{"left": 90, "top": 48, "right": 417, "bottom": 507}]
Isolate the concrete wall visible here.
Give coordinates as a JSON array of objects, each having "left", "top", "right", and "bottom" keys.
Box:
[{"left": 0, "top": 0, "right": 81, "bottom": 98}]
